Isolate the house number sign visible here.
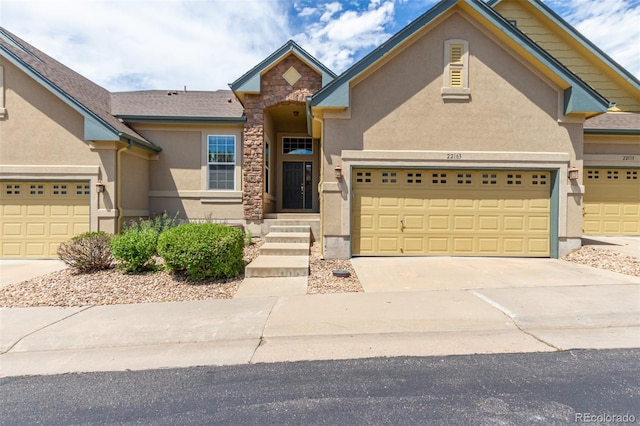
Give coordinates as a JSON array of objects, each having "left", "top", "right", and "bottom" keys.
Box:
[{"left": 446, "top": 153, "right": 462, "bottom": 160}]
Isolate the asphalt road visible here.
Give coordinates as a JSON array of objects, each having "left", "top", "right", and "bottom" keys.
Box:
[{"left": 1, "top": 349, "right": 638, "bottom": 425}]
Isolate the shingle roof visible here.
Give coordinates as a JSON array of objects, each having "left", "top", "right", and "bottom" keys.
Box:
[
  {"left": 111, "top": 90, "right": 244, "bottom": 119},
  {"left": 585, "top": 112, "right": 640, "bottom": 131},
  {"left": 0, "top": 27, "right": 159, "bottom": 152}
]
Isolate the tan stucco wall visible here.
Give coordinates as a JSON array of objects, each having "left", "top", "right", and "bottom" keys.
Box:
[
  {"left": 121, "top": 151, "right": 149, "bottom": 218},
  {"left": 0, "top": 59, "right": 120, "bottom": 234},
  {"left": 319, "top": 11, "right": 584, "bottom": 257},
  {"left": 133, "top": 123, "right": 244, "bottom": 221}
]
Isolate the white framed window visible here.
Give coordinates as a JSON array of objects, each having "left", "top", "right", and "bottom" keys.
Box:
[
  {"left": 265, "top": 140, "right": 270, "bottom": 194},
  {"left": 442, "top": 39, "right": 470, "bottom": 100},
  {"left": 208, "top": 135, "right": 235, "bottom": 190},
  {"left": 283, "top": 137, "right": 313, "bottom": 155}
]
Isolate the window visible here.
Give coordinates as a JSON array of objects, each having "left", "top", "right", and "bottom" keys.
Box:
[
  {"left": 0, "top": 65, "right": 5, "bottom": 118},
  {"left": 208, "top": 135, "right": 235, "bottom": 190},
  {"left": 283, "top": 137, "right": 312, "bottom": 155},
  {"left": 265, "top": 140, "right": 270, "bottom": 194},
  {"left": 442, "top": 39, "right": 470, "bottom": 100}
]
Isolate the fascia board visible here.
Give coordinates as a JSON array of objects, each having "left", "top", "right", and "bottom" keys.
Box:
[
  {"left": 528, "top": 0, "right": 640, "bottom": 91},
  {"left": 1, "top": 45, "right": 121, "bottom": 140},
  {"left": 118, "top": 115, "right": 246, "bottom": 125},
  {"left": 584, "top": 128, "right": 640, "bottom": 135},
  {"left": 464, "top": 0, "right": 609, "bottom": 114},
  {"left": 312, "top": 0, "right": 457, "bottom": 107},
  {"left": 231, "top": 41, "right": 336, "bottom": 94}
]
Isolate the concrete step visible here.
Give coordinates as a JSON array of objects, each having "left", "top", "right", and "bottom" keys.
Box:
[
  {"left": 260, "top": 242, "right": 310, "bottom": 256},
  {"left": 245, "top": 255, "right": 310, "bottom": 278},
  {"left": 265, "top": 232, "right": 311, "bottom": 244},
  {"left": 262, "top": 218, "right": 320, "bottom": 240},
  {"left": 269, "top": 225, "right": 311, "bottom": 234}
]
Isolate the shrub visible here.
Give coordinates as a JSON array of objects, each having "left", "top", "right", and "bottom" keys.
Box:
[
  {"left": 125, "top": 211, "right": 180, "bottom": 236},
  {"left": 158, "top": 223, "right": 245, "bottom": 281},
  {"left": 111, "top": 228, "right": 158, "bottom": 273},
  {"left": 57, "top": 231, "right": 114, "bottom": 273}
]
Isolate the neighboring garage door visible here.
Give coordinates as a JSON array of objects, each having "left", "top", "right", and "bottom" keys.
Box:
[
  {"left": 0, "top": 181, "right": 90, "bottom": 258},
  {"left": 583, "top": 168, "right": 640, "bottom": 235},
  {"left": 352, "top": 169, "right": 551, "bottom": 256}
]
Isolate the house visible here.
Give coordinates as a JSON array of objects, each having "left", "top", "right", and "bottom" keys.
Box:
[{"left": 1, "top": 0, "right": 638, "bottom": 259}]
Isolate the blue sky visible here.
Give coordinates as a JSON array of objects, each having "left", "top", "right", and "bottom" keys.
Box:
[{"left": 1, "top": 0, "right": 638, "bottom": 91}]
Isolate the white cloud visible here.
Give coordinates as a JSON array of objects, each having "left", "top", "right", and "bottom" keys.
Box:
[
  {"left": 1, "top": 0, "right": 291, "bottom": 91},
  {"left": 1, "top": 0, "right": 637, "bottom": 94},
  {"left": 294, "top": 0, "right": 395, "bottom": 72},
  {"left": 562, "top": 0, "right": 640, "bottom": 78}
]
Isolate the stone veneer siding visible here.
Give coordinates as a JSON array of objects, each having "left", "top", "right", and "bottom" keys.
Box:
[{"left": 242, "top": 54, "right": 323, "bottom": 220}]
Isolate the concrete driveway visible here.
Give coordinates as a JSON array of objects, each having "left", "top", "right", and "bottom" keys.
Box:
[{"left": 0, "top": 260, "right": 67, "bottom": 289}]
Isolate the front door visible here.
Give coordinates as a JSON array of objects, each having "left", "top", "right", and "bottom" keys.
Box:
[{"left": 283, "top": 162, "right": 312, "bottom": 209}]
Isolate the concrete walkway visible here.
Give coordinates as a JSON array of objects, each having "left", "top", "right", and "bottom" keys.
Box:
[{"left": 2, "top": 254, "right": 639, "bottom": 377}]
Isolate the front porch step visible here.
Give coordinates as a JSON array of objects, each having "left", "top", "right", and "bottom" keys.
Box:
[
  {"left": 260, "top": 242, "right": 310, "bottom": 256},
  {"left": 245, "top": 255, "right": 310, "bottom": 278},
  {"left": 265, "top": 232, "right": 311, "bottom": 244},
  {"left": 269, "top": 225, "right": 311, "bottom": 234},
  {"left": 262, "top": 218, "right": 320, "bottom": 240}
]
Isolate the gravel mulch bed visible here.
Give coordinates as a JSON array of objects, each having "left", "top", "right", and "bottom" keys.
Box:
[
  {"left": 0, "top": 237, "right": 363, "bottom": 308},
  {"left": 308, "top": 242, "right": 363, "bottom": 294},
  {"left": 0, "top": 239, "right": 263, "bottom": 308},
  {"left": 562, "top": 246, "right": 640, "bottom": 277}
]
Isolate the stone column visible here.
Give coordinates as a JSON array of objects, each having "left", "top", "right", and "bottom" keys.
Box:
[{"left": 242, "top": 98, "right": 264, "bottom": 221}]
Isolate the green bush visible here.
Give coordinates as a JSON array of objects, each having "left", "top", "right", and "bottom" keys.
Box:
[
  {"left": 125, "top": 211, "right": 180, "bottom": 236},
  {"left": 57, "top": 231, "right": 114, "bottom": 273},
  {"left": 111, "top": 228, "right": 158, "bottom": 273},
  {"left": 157, "top": 223, "right": 245, "bottom": 281}
]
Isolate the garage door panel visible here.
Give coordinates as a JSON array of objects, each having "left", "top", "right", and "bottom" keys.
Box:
[
  {"left": 352, "top": 169, "right": 551, "bottom": 256},
  {"left": 1, "top": 181, "right": 90, "bottom": 258},
  {"left": 584, "top": 168, "right": 640, "bottom": 235}
]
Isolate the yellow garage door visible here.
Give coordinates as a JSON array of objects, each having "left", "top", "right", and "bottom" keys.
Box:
[
  {"left": 583, "top": 168, "right": 640, "bottom": 235},
  {"left": 352, "top": 169, "right": 551, "bottom": 256},
  {"left": 0, "top": 181, "right": 90, "bottom": 258}
]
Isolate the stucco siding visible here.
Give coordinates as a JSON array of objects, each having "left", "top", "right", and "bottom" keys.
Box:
[
  {"left": 320, "top": 11, "right": 583, "bottom": 256},
  {"left": 121, "top": 152, "right": 149, "bottom": 216},
  {"left": 0, "top": 59, "right": 98, "bottom": 165},
  {"left": 135, "top": 124, "right": 245, "bottom": 221}
]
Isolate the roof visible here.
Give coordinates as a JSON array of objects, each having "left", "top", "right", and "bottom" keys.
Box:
[
  {"left": 0, "top": 27, "right": 160, "bottom": 153},
  {"left": 230, "top": 40, "right": 336, "bottom": 102},
  {"left": 584, "top": 112, "right": 640, "bottom": 135},
  {"left": 311, "top": 0, "right": 610, "bottom": 115},
  {"left": 487, "top": 0, "right": 640, "bottom": 92},
  {"left": 112, "top": 90, "right": 245, "bottom": 124}
]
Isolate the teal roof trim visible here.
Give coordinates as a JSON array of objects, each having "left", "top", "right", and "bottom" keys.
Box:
[
  {"left": 312, "top": 0, "right": 610, "bottom": 114},
  {"left": 117, "top": 115, "right": 246, "bottom": 125},
  {"left": 584, "top": 128, "right": 640, "bottom": 136},
  {"left": 0, "top": 41, "right": 161, "bottom": 153},
  {"left": 489, "top": 0, "right": 640, "bottom": 91},
  {"left": 312, "top": 0, "right": 457, "bottom": 108},
  {"left": 230, "top": 40, "right": 337, "bottom": 93}
]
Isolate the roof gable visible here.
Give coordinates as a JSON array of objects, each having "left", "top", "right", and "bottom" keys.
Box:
[
  {"left": 311, "top": 0, "right": 609, "bottom": 116},
  {"left": 0, "top": 27, "right": 160, "bottom": 153},
  {"left": 230, "top": 40, "right": 336, "bottom": 102},
  {"left": 489, "top": 0, "right": 640, "bottom": 111}
]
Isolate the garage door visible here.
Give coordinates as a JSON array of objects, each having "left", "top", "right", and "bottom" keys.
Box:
[
  {"left": 0, "top": 181, "right": 90, "bottom": 258},
  {"left": 583, "top": 168, "right": 640, "bottom": 235},
  {"left": 352, "top": 169, "right": 551, "bottom": 256}
]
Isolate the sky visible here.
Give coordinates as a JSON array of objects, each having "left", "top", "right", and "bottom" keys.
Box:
[{"left": 1, "top": 0, "right": 638, "bottom": 92}]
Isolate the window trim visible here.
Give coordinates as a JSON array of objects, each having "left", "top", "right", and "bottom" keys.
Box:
[
  {"left": 442, "top": 39, "right": 470, "bottom": 100},
  {"left": 207, "top": 134, "right": 236, "bottom": 191}
]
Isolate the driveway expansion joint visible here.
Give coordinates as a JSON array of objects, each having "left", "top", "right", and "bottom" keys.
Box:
[
  {"left": 469, "top": 290, "right": 561, "bottom": 351},
  {"left": 1, "top": 305, "right": 94, "bottom": 354}
]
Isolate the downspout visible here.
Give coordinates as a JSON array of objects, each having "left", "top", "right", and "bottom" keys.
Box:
[
  {"left": 116, "top": 139, "right": 132, "bottom": 232},
  {"left": 307, "top": 98, "right": 325, "bottom": 259}
]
